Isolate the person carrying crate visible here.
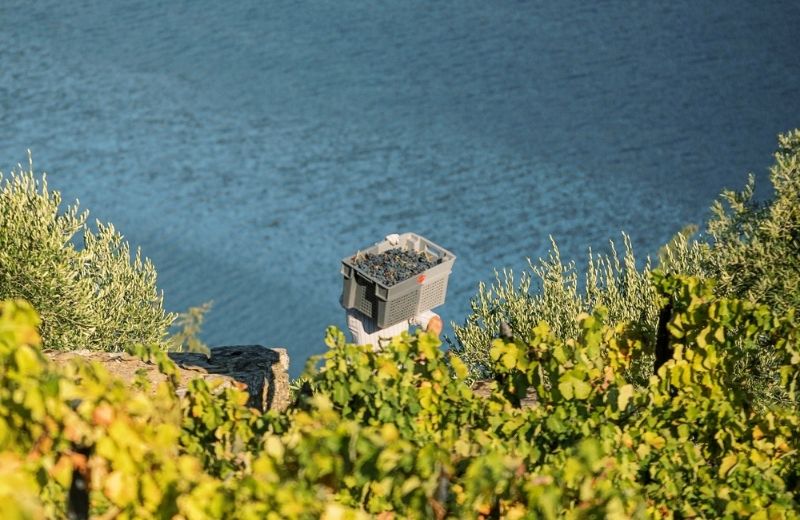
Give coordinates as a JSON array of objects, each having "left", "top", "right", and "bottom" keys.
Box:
[{"left": 342, "top": 233, "right": 444, "bottom": 349}]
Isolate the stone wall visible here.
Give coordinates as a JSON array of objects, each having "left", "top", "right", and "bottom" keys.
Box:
[{"left": 45, "top": 345, "right": 291, "bottom": 412}]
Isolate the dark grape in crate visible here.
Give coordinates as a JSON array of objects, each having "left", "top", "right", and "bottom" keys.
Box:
[{"left": 341, "top": 233, "right": 456, "bottom": 328}]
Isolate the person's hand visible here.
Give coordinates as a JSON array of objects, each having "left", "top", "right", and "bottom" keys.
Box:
[{"left": 425, "top": 315, "right": 443, "bottom": 337}]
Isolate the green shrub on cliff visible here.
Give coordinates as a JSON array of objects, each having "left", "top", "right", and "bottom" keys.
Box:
[
  {"left": 702, "top": 129, "right": 800, "bottom": 313},
  {"left": 0, "top": 157, "right": 174, "bottom": 352}
]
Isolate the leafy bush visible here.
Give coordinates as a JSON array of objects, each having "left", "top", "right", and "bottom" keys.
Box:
[
  {"left": 0, "top": 158, "right": 174, "bottom": 351},
  {"left": 702, "top": 129, "right": 800, "bottom": 313},
  {"left": 2, "top": 270, "right": 799, "bottom": 517}
]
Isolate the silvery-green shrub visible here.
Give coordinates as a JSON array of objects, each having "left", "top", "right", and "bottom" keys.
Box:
[
  {"left": 702, "top": 129, "right": 800, "bottom": 313},
  {"left": 0, "top": 157, "right": 174, "bottom": 351},
  {"left": 450, "top": 233, "right": 702, "bottom": 382},
  {"left": 452, "top": 130, "right": 799, "bottom": 388}
]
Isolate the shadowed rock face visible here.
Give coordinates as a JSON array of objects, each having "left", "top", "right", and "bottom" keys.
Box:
[{"left": 45, "top": 345, "right": 291, "bottom": 412}]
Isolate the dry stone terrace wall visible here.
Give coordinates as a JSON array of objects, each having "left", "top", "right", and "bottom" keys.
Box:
[{"left": 44, "top": 345, "right": 290, "bottom": 412}]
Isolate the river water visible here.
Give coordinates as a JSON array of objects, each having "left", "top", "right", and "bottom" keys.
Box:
[{"left": 2, "top": 1, "right": 798, "bottom": 375}]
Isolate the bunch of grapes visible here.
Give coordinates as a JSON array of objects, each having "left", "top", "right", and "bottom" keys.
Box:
[{"left": 353, "top": 248, "right": 439, "bottom": 286}]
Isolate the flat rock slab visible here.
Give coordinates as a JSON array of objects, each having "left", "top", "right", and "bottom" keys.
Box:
[{"left": 44, "top": 345, "right": 291, "bottom": 412}]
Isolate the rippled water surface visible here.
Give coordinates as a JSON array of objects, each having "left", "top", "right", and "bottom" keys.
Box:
[{"left": 2, "top": 1, "right": 799, "bottom": 375}]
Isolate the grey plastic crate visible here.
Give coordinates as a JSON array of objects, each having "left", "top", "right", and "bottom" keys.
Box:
[{"left": 341, "top": 232, "right": 456, "bottom": 328}]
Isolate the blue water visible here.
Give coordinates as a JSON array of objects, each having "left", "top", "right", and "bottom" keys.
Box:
[{"left": 2, "top": 1, "right": 799, "bottom": 376}]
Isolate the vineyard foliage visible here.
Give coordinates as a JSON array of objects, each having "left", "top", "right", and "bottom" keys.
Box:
[
  {"left": 0, "top": 158, "right": 174, "bottom": 352},
  {"left": 2, "top": 268, "right": 799, "bottom": 517}
]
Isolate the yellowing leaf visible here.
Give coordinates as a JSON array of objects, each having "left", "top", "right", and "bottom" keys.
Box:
[
  {"left": 642, "top": 431, "right": 666, "bottom": 450},
  {"left": 558, "top": 380, "right": 574, "bottom": 400},
  {"left": 617, "top": 384, "right": 634, "bottom": 410},
  {"left": 380, "top": 423, "right": 399, "bottom": 443},
  {"left": 400, "top": 476, "right": 421, "bottom": 495},
  {"left": 505, "top": 504, "right": 527, "bottom": 520},
  {"left": 573, "top": 380, "right": 592, "bottom": 400},
  {"left": 265, "top": 435, "right": 285, "bottom": 461},
  {"left": 552, "top": 345, "right": 569, "bottom": 364},
  {"left": 104, "top": 471, "right": 136, "bottom": 506},
  {"left": 321, "top": 503, "right": 347, "bottom": 520},
  {"left": 750, "top": 450, "right": 768, "bottom": 465},
  {"left": 377, "top": 359, "right": 399, "bottom": 380},
  {"left": 502, "top": 345, "right": 519, "bottom": 370},
  {"left": 719, "top": 453, "right": 737, "bottom": 477},
  {"left": 140, "top": 474, "right": 163, "bottom": 509},
  {"left": 50, "top": 455, "right": 73, "bottom": 488},
  {"left": 636, "top": 443, "right": 651, "bottom": 459},
  {"left": 454, "top": 437, "right": 472, "bottom": 457},
  {"left": 489, "top": 339, "right": 506, "bottom": 362},
  {"left": 177, "top": 456, "right": 202, "bottom": 480},
  {"left": 14, "top": 345, "right": 42, "bottom": 376},
  {"left": 696, "top": 326, "right": 711, "bottom": 348},
  {"left": 533, "top": 321, "right": 550, "bottom": 338},
  {"left": 450, "top": 355, "right": 469, "bottom": 379}
]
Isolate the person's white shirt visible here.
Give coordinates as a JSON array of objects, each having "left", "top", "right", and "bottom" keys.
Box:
[{"left": 345, "top": 307, "right": 438, "bottom": 350}]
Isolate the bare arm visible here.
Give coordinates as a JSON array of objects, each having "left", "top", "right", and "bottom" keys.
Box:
[{"left": 411, "top": 311, "right": 442, "bottom": 337}]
